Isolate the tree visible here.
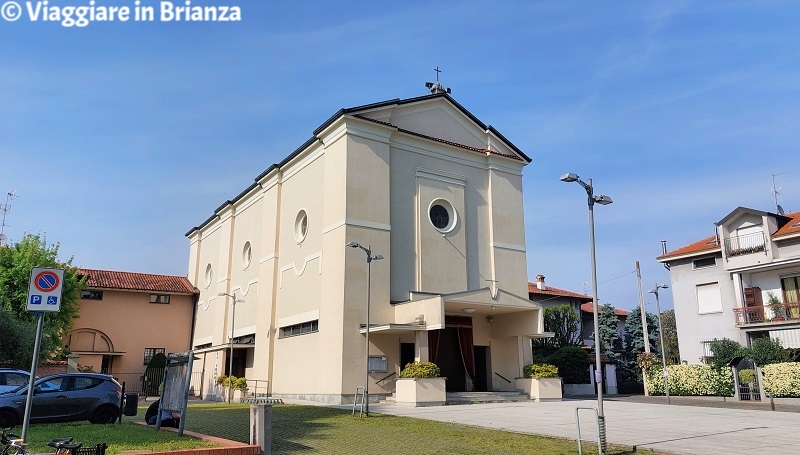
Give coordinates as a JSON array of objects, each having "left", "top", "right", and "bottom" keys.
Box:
[
  {"left": 623, "top": 306, "right": 661, "bottom": 357},
  {"left": 0, "top": 233, "right": 84, "bottom": 367},
  {"left": 660, "top": 309, "right": 680, "bottom": 364},
  {"left": 543, "top": 305, "right": 582, "bottom": 348},
  {"left": 598, "top": 304, "right": 623, "bottom": 364}
]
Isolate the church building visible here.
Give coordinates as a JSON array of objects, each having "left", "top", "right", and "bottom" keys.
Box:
[{"left": 185, "top": 90, "right": 547, "bottom": 403}]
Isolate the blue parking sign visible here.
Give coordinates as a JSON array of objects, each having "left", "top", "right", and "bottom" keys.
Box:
[{"left": 30, "top": 295, "right": 42, "bottom": 305}]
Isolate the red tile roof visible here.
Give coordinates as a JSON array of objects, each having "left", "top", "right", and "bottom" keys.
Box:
[
  {"left": 527, "top": 282, "right": 593, "bottom": 301},
  {"left": 659, "top": 211, "right": 800, "bottom": 261},
  {"left": 774, "top": 211, "right": 800, "bottom": 238},
  {"left": 580, "top": 303, "right": 629, "bottom": 317},
  {"left": 657, "top": 235, "right": 720, "bottom": 261},
  {"left": 79, "top": 268, "right": 196, "bottom": 294}
]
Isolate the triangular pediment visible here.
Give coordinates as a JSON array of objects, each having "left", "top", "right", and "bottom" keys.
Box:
[{"left": 343, "top": 94, "right": 529, "bottom": 163}]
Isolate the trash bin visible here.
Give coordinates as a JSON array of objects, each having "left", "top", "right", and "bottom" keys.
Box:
[{"left": 123, "top": 393, "right": 139, "bottom": 416}]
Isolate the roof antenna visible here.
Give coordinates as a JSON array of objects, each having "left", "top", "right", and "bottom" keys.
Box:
[
  {"left": 772, "top": 172, "right": 785, "bottom": 215},
  {"left": 425, "top": 66, "right": 452, "bottom": 94},
  {"left": 0, "top": 190, "right": 18, "bottom": 247}
]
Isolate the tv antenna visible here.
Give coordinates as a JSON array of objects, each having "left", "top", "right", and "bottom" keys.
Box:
[
  {"left": 0, "top": 190, "right": 18, "bottom": 246},
  {"left": 772, "top": 171, "right": 796, "bottom": 215}
]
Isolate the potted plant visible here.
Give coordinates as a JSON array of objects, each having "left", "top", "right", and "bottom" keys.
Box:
[
  {"left": 517, "top": 363, "right": 562, "bottom": 402},
  {"left": 767, "top": 292, "right": 785, "bottom": 321},
  {"left": 395, "top": 361, "right": 446, "bottom": 407}
]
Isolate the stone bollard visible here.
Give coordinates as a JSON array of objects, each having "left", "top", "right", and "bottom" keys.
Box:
[{"left": 250, "top": 403, "right": 272, "bottom": 455}]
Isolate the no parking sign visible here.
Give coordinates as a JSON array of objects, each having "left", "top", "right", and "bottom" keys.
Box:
[{"left": 26, "top": 267, "right": 64, "bottom": 312}]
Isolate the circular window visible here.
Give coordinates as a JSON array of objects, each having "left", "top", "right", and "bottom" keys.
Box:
[
  {"left": 428, "top": 199, "right": 457, "bottom": 233},
  {"left": 242, "top": 241, "right": 252, "bottom": 269},
  {"left": 204, "top": 263, "right": 213, "bottom": 288},
  {"left": 294, "top": 210, "right": 308, "bottom": 243}
]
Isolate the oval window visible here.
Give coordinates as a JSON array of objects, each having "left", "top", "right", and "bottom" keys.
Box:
[
  {"left": 242, "top": 241, "right": 252, "bottom": 269},
  {"left": 295, "top": 210, "right": 308, "bottom": 243}
]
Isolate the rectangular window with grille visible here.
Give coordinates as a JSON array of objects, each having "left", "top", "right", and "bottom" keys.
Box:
[
  {"left": 149, "top": 294, "right": 170, "bottom": 304},
  {"left": 278, "top": 320, "right": 318, "bottom": 338},
  {"left": 143, "top": 347, "right": 165, "bottom": 365}
]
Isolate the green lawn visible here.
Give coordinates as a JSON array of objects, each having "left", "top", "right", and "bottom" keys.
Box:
[
  {"left": 178, "top": 402, "right": 660, "bottom": 455},
  {"left": 17, "top": 402, "right": 665, "bottom": 455}
]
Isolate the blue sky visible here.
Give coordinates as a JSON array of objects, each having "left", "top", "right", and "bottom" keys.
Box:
[{"left": 1, "top": 1, "right": 799, "bottom": 313}]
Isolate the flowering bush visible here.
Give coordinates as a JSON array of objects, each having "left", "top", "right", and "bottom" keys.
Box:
[
  {"left": 644, "top": 364, "right": 733, "bottom": 396},
  {"left": 636, "top": 352, "right": 661, "bottom": 372},
  {"left": 762, "top": 363, "right": 800, "bottom": 397},
  {"left": 523, "top": 363, "right": 559, "bottom": 379}
]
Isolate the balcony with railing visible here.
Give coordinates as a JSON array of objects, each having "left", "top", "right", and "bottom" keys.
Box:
[
  {"left": 724, "top": 232, "right": 766, "bottom": 257},
  {"left": 733, "top": 303, "right": 800, "bottom": 325}
]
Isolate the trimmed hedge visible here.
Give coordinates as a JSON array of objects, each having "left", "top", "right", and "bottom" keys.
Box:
[
  {"left": 400, "top": 361, "right": 440, "bottom": 378},
  {"left": 644, "top": 364, "right": 733, "bottom": 396},
  {"left": 523, "top": 363, "right": 559, "bottom": 379},
  {"left": 762, "top": 363, "right": 800, "bottom": 397}
]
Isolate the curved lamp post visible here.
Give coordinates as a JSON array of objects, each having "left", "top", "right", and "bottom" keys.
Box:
[
  {"left": 560, "top": 172, "right": 612, "bottom": 454},
  {"left": 346, "top": 241, "right": 383, "bottom": 416},
  {"left": 219, "top": 292, "right": 244, "bottom": 403},
  {"left": 648, "top": 283, "right": 670, "bottom": 405}
]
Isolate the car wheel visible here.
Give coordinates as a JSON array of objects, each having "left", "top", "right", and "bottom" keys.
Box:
[
  {"left": 90, "top": 405, "right": 118, "bottom": 424},
  {"left": 0, "top": 409, "right": 17, "bottom": 429}
]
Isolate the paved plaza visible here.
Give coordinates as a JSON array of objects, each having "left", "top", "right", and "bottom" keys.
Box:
[{"left": 285, "top": 397, "right": 800, "bottom": 454}]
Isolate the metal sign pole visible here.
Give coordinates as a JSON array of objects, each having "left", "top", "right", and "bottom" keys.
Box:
[{"left": 21, "top": 312, "right": 45, "bottom": 441}]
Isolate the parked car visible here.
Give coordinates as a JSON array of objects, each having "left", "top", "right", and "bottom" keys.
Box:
[
  {"left": 0, "top": 370, "right": 31, "bottom": 394},
  {"left": 0, "top": 373, "right": 121, "bottom": 427}
]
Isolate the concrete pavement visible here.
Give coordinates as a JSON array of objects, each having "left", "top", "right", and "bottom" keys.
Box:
[{"left": 284, "top": 397, "right": 800, "bottom": 454}]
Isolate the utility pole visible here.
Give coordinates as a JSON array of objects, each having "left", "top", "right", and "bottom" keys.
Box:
[{"left": 636, "top": 261, "right": 650, "bottom": 396}]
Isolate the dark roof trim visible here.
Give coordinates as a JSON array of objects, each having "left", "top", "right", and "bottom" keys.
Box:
[
  {"left": 717, "top": 206, "right": 791, "bottom": 227},
  {"left": 187, "top": 93, "right": 528, "bottom": 237}
]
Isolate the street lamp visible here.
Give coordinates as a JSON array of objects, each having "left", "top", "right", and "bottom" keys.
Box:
[
  {"left": 560, "top": 172, "right": 612, "bottom": 454},
  {"left": 219, "top": 292, "right": 244, "bottom": 403},
  {"left": 648, "top": 283, "right": 670, "bottom": 405},
  {"left": 346, "top": 241, "right": 383, "bottom": 417}
]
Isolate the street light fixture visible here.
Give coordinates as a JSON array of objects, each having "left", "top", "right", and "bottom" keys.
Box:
[
  {"left": 219, "top": 292, "right": 244, "bottom": 403},
  {"left": 560, "top": 172, "right": 612, "bottom": 454},
  {"left": 346, "top": 241, "right": 383, "bottom": 417},
  {"left": 648, "top": 283, "right": 670, "bottom": 405}
]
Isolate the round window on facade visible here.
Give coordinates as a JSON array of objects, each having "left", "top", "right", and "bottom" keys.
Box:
[
  {"left": 294, "top": 210, "right": 308, "bottom": 243},
  {"left": 204, "top": 263, "right": 213, "bottom": 288},
  {"left": 242, "top": 241, "right": 252, "bottom": 269},
  {"left": 429, "top": 199, "right": 457, "bottom": 233}
]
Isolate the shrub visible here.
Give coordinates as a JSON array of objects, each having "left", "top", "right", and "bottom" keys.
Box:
[
  {"left": 738, "top": 368, "right": 756, "bottom": 385},
  {"left": 644, "top": 364, "right": 733, "bottom": 396},
  {"left": 636, "top": 352, "right": 661, "bottom": 372},
  {"left": 785, "top": 348, "right": 800, "bottom": 362},
  {"left": 547, "top": 346, "right": 589, "bottom": 384},
  {"left": 233, "top": 376, "right": 248, "bottom": 390},
  {"left": 523, "top": 363, "right": 559, "bottom": 379},
  {"left": 400, "top": 362, "right": 440, "bottom": 378},
  {"left": 746, "top": 337, "right": 787, "bottom": 366},
  {"left": 763, "top": 363, "right": 800, "bottom": 397},
  {"left": 217, "top": 375, "right": 247, "bottom": 389},
  {"left": 709, "top": 338, "right": 745, "bottom": 370}
]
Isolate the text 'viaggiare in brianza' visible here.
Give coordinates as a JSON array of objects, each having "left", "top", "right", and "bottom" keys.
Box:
[{"left": 1, "top": 0, "right": 243, "bottom": 27}]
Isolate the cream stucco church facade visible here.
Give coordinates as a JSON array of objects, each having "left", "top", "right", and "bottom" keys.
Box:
[{"left": 186, "top": 92, "right": 547, "bottom": 403}]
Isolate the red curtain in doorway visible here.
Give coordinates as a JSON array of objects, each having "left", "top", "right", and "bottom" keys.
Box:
[
  {"left": 457, "top": 326, "right": 475, "bottom": 381},
  {"left": 428, "top": 329, "right": 441, "bottom": 364}
]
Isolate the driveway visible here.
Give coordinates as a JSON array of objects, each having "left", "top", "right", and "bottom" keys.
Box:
[{"left": 360, "top": 398, "right": 800, "bottom": 454}]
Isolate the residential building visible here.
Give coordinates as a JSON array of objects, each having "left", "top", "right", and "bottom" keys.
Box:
[
  {"left": 527, "top": 275, "right": 628, "bottom": 346},
  {"left": 657, "top": 207, "right": 800, "bottom": 364},
  {"left": 65, "top": 269, "right": 197, "bottom": 382},
  {"left": 186, "top": 92, "right": 546, "bottom": 403}
]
